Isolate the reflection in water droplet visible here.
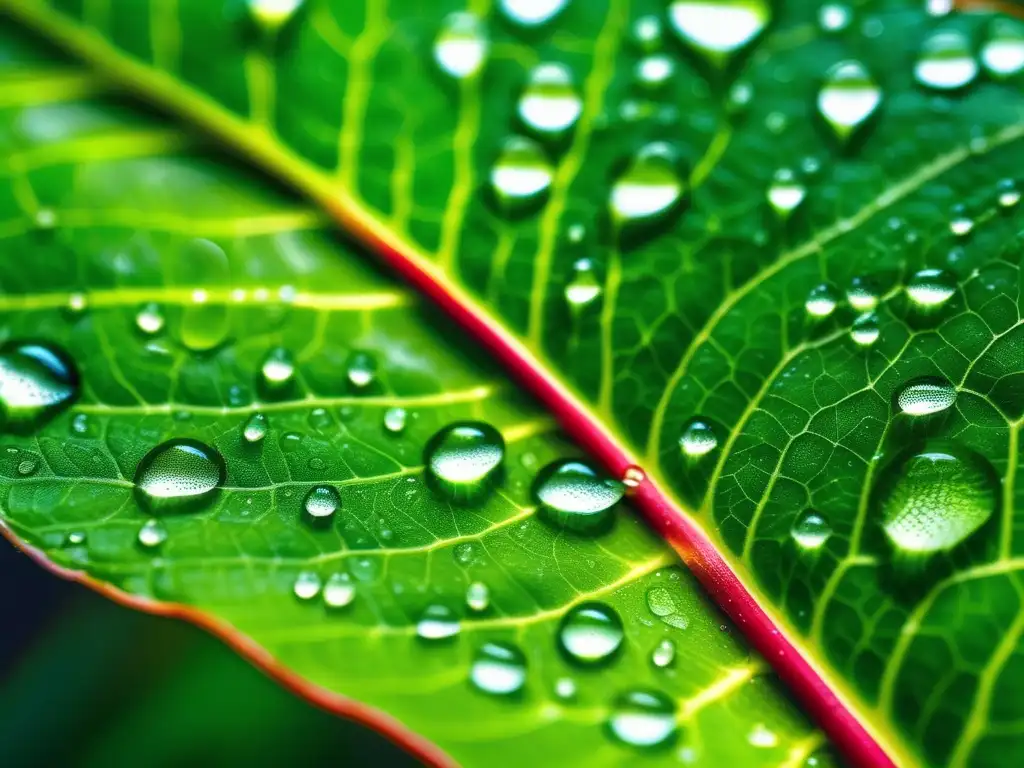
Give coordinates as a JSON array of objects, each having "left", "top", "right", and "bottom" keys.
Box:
[
  {"left": 323, "top": 572, "right": 356, "bottom": 608},
  {"left": 791, "top": 511, "right": 832, "bottom": 550},
  {"left": 384, "top": 407, "right": 407, "bottom": 434},
  {"left": 533, "top": 460, "right": 623, "bottom": 534},
  {"left": 243, "top": 412, "right": 269, "bottom": 443},
  {"left": 138, "top": 519, "right": 168, "bottom": 549},
  {"left": 896, "top": 377, "right": 957, "bottom": 417},
  {"left": 466, "top": 581, "right": 490, "bottom": 612},
  {"left": 767, "top": 169, "right": 805, "bottom": 218},
  {"left": 651, "top": 638, "right": 677, "bottom": 668},
  {"left": 668, "top": 0, "right": 771, "bottom": 66},
  {"left": 878, "top": 443, "right": 997, "bottom": 554},
  {"left": 417, "top": 604, "right": 461, "bottom": 640},
  {"left": 558, "top": 602, "right": 624, "bottom": 665},
  {"left": 607, "top": 689, "right": 678, "bottom": 749},
  {"left": 425, "top": 421, "right": 505, "bottom": 500},
  {"left": 499, "top": 0, "right": 568, "bottom": 27},
  {"left": 850, "top": 312, "right": 880, "bottom": 347},
  {"left": 260, "top": 347, "right": 295, "bottom": 389},
  {"left": 0, "top": 341, "right": 79, "bottom": 431},
  {"left": 565, "top": 258, "right": 602, "bottom": 310},
  {"left": 245, "top": 0, "right": 306, "bottom": 34},
  {"left": 136, "top": 303, "right": 165, "bottom": 335},
  {"left": 982, "top": 18, "right": 1024, "bottom": 79},
  {"left": 134, "top": 438, "right": 225, "bottom": 510},
  {"left": 519, "top": 62, "right": 582, "bottom": 138},
  {"left": 805, "top": 283, "right": 838, "bottom": 318},
  {"left": 293, "top": 571, "right": 322, "bottom": 601},
  {"left": 915, "top": 30, "right": 978, "bottom": 90},
  {"left": 346, "top": 351, "right": 377, "bottom": 389},
  {"left": 679, "top": 419, "right": 717, "bottom": 458},
  {"left": 906, "top": 268, "right": 956, "bottom": 309},
  {"left": 490, "top": 136, "right": 554, "bottom": 214},
  {"left": 470, "top": 641, "right": 527, "bottom": 695},
  {"left": 818, "top": 60, "right": 881, "bottom": 142},
  {"left": 610, "top": 143, "right": 683, "bottom": 232},
  {"left": 435, "top": 12, "right": 488, "bottom": 79},
  {"left": 303, "top": 485, "right": 341, "bottom": 521}
]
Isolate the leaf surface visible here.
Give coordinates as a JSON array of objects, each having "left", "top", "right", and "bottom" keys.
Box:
[{"left": 0, "top": 27, "right": 831, "bottom": 767}]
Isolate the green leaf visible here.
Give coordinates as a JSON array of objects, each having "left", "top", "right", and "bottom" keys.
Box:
[
  {"left": 0, "top": 27, "right": 831, "bottom": 767},
  {"left": 4, "top": 1, "right": 1024, "bottom": 765}
]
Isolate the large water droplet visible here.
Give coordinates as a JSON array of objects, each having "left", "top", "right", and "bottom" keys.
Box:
[
  {"left": 915, "top": 30, "right": 978, "bottom": 90},
  {"left": 490, "top": 136, "right": 553, "bottom": 215},
  {"left": 137, "top": 519, "right": 168, "bottom": 549},
  {"left": 679, "top": 419, "right": 717, "bottom": 458},
  {"left": 610, "top": 143, "right": 683, "bottom": 236},
  {"left": 558, "top": 602, "right": 624, "bottom": 665},
  {"left": 134, "top": 438, "right": 225, "bottom": 511},
  {"left": 895, "top": 377, "right": 957, "bottom": 416},
  {"left": 424, "top": 421, "right": 505, "bottom": 500},
  {"left": 435, "top": 12, "right": 488, "bottom": 79},
  {"left": 878, "top": 443, "right": 997, "bottom": 554},
  {"left": 533, "top": 460, "right": 623, "bottom": 534},
  {"left": 805, "top": 283, "right": 838, "bottom": 318},
  {"left": 565, "top": 258, "right": 602, "bottom": 310},
  {"left": 245, "top": 0, "right": 306, "bottom": 34},
  {"left": 817, "top": 60, "right": 881, "bottom": 142},
  {"left": 470, "top": 641, "right": 527, "bottom": 695},
  {"left": 499, "top": 0, "right": 568, "bottom": 27},
  {"left": 323, "top": 572, "right": 356, "bottom": 609},
  {"left": 243, "top": 412, "right": 269, "bottom": 443},
  {"left": 668, "top": 0, "right": 771, "bottom": 66},
  {"left": 906, "top": 268, "right": 956, "bottom": 309},
  {"left": 303, "top": 485, "right": 341, "bottom": 522},
  {"left": 606, "top": 689, "right": 678, "bottom": 749},
  {"left": 651, "top": 638, "right": 677, "bottom": 668},
  {"left": 417, "top": 604, "right": 461, "bottom": 641},
  {"left": 518, "top": 62, "right": 582, "bottom": 138},
  {"left": 260, "top": 347, "right": 295, "bottom": 389},
  {"left": 0, "top": 341, "right": 78, "bottom": 431},
  {"left": 791, "top": 511, "right": 832, "bottom": 550},
  {"left": 982, "top": 19, "right": 1024, "bottom": 79},
  {"left": 767, "top": 168, "right": 805, "bottom": 219}
]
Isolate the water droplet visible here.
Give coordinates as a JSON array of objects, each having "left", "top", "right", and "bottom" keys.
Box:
[
  {"left": 609, "top": 143, "right": 684, "bottom": 233},
  {"left": 470, "top": 641, "right": 527, "bottom": 695},
  {"left": 846, "top": 277, "right": 879, "bottom": 312},
  {"left": 243, "top": 412, "right": 269, "bottom": 443},
  {"left": 465, "top": 581, "right": 490, "bottom": 613},
  {"left": 533, "top": 460, "right": 624, "bottom": 534},
  {"left": 65, "top": 293, "right": 87, "bottom": 318},
  {"left": 380, "top": 406, "right": 407, "bottom": 434},
  {"left": 260, "top": 347, "right": 295, "bottom": 389},
  {"left": 850, "top": 312, "right": 880, "bottom": 346},
  {"left": 805, "top": 283, "right": 838, "bottom": 318},
  {"left": 454, "top": 541, "right": 480, "bottom": 565},
  {"left": 997, "top": 178, "right": 1020, "bottom": 209},
  {"left": 631, "top": 15, "right": 664, "bottom": 51},
  {"left": 34, "top": 208, "right": 57, "bottom": 229},
  {"left": 748, "top": 724, "right": 779, "bottom": 748},
  {"left": 645, "top": 585, "right": 689, "bottom": 629},
  {"left": 176, "top": 239, "right": 230, "bottom": 352},
  {"left": 950, "top": 208, "right": 974, "bottom": 237},
  {"left": 558, "top": 602, "right": 624, "bottom": 665},
  {"left": 767, "top": 168, "right": 805, "bottom": 219},
  {"left": 245, "top": 0, "right": 306, "bottom": 34},
  {"left": 878, "top": 443, "right": 997, "bottom": 554},
  {"left": 435, "top": 12, "right": 488, "bottom": 79},
  {"left": 346, "top": 351, "right": 376, "bottom": 389},
  {"left": 417, "top": 604, "right": 461, "bottom": 640},
  {"left": 0, "top": 341, "right": 79, "bottom": 431},
  {"left": 65, "top": 531, "right": 86, "bottom": 546},
  {"left": 565, "top": 258, "right": 603, "bottom": 310},
  {"left": 679, "top": 419, "right": 717, "bottom": 458},
  {"left": 982, "top": 18, "right": 1024, "bottom": 79},
  {"left": 323, "top": 572, "right": 356, "bottom": 608},
  {"left": 16, "top": 457, "right": 38, "bottom": 476},
  {"left": 636, "top": 54, "right": 675, "bottom": 90},
  {"left": 293, "top": 570, "right": 322, "bottom": 601},
  {"left": 554, "top": 677, "right": 577, "bottom": 700},
  {"left": 424, "top": 421, "right": 505, "bottom": 500},
  {"left": 499, "top": 0, "right": 568, "bottom": 27},
  {"left": 915, "top": 30, "right": 978, "bottom": 90},
  {"left": 791, "top": 511, "right": 832, "bottom": 550},
  {"left": 303, "top": 485, "right": 341, "bottom": 522},
  {"left": 606, "top": 689, "right": 678, "bottom": 749},
  {"left": 906, "top": 268, "right": 956, "bottom": 309},
  {"left": 135, "top": 303, "right": 165, "bottom": 335},
  {"left": 490, "top": 136, "right": 553, "bottom": 215},
  {"left": 622, "top": 466, "right": 645, "bottom": 489},
  {"left": 668, "top": 0, "right": 771, "bottom": 66},
  {"left": 138, "top": 519, "right": 168, "bottom": 549},
  {"left": 896, "top": 376, "right": 957, "bottom": 416},
  {"left": 134, "top": 438, "right": 225, "bottom": 511},
  {"left": 817, "top": 60, "right": 881, "bottom": 142},
  {"left": 651, "top": 638, "right": 677, "bottom": 668},
  {"left": 518, "top": 62, "right": 582, "bottom": 138},
  {"left": 818, "top": 3, "right": 851, "bottom": 32}
]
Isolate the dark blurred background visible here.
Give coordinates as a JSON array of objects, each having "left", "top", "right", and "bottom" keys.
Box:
[{"left": 0, "top": 543, "right": 418, "bottom": 767}]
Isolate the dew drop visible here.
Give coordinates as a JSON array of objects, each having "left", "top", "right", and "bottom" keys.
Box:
[
  {"left": 454, "top": 541, "right": 480, "bottom": 565},
  {"left": 417, "top": 604, "right": 461, "bottom": 640},
  {"left": 518, "top": 62, "right": 582, "bottom": 138},
  {"left": 651, "top": 638, "right": 677, "bottom": 668},
  {"left": 791, "top": 511, "right": 832, "bottom": 550},
  {"left": 499, "top": 0, "right": 568, "bottom": 27},
  {"left": 805, "top": 283, "right": 838, "bottom": 318},
  {"left": 17, "top": 457, "right": 37, "bottom": 476},
  {"left": 679, "top": 419, "right": 717, "bottom": 458},
  {"left": 906, "top": 268, "right": 956, "bottom": 309},
  {"left": 609, "top": 143, "right": 684, "bottom": 233},
  {"left": 322, "top": 572, "right": 356, "bottom": 609},
  {"left": 606, "top": 689, "right": 678, "bottom": 749},
  {"left": 817, "top": 60, "right": 881, "bottom": 142},
  {"left": 490, "top": 136, "right": 554, "bottom": 215},
  {"left": 558, "top": 602, "right": 624, "bottom": 665},
  {"left": 65, "top": 531, "right": 86, "bottom": 546},
  {"left": 767, "top": 169, "right": 805, "bottom": 219},
  {"left": 346, "top": 351, "right": 377, "bottom": 389},
  {"left": 668, "top": 0, "right": 771, "bottom": 66},
  {"left": 850, "top": 312, "right": 880, "bottom": 347},
  {"left": 0, "top": 341, "right": 79, "bottom": 431},
  {"left": 135, "top": 303, "right": 165, "bottom": 335},
  {"left": 645, "top": 585, "right": 689, "bottom": 629},
  {"left": 303, "top": 485, "right": 341, "bottom": 522},
  {"left": 293, "top": 570, "right": 322, "bottom": 601},
  {"left": 383, "top": 406, "right": 407, "bottom": 434},
  {"left": 435, "top": 12, "right": 488, "bottom": 79},
  {"left": 260, "top": 347, "right": 295, "bottom": 389},
  {"left": 34, "top": 208, "right": 57, "bottom": 230},
  {"left": 895, "top": 376, "right": 956, "bottom": 416},
  {"left": 424, "top": 421, "right": 505, "bottom": 500},
  {"left": 846, "top": 277, "right": 879, "bottom": 312},
  {"left": 982, "top": 18, "right": 1024, "bottom": 79},
  {"left": 565, "top": 258, "right": 602, "bottom": 310},
  {"left": 176, "top": 239, "right": 230, "bottom": 352},
  {"left": 466, "top": 581, "right": 490, "bottom": 612},
  {"left": 915, "top": 30, "right": 978, "bottom": 90},
  {"left": 70, "top": 413, "right": 91, "bottom": 436},
  {"left": 635, "top": 54, "right": 675, "bottom": 90},
  {"left": 949, "top": 209, "right": 974, "bottom": 237},
  {"left": 631, "top": 15, "right": 664, "bottom": 52},
  {"left": 554, "top": 677, "right": 577, "bottom": 700},
  {"left": 622, "top": 466, "right": 645, "bottom": 488},
  {"left": 65, "top": 293, "right": 87, "bottom": 318},
  {"left": 137, "top": 519, "right": 168, "bottom": 549},
  {"left": 470, "top": 641, "right": 527, "bottom": 695},
  {"left": 533, "top": 460, "right": 624, "bottom": 534},
  {"left": 245, "top": 0, "right": 306, "bottom": 34},
  {"left": 878, "top": 443, "right": 997, "bottom": 554},
  {"left": 997, "top": 178, "right": 1020, "bottom": 209},
  {"left": 748, "top": 724, "right": 778, "bottom": 749},
  {"left": 134, "top": 438, "right": 225, "bottom": 511},
  {"left": 242, "top": 412, "right": 269, "bottom": 443},
  {"left": 818, "top": 4, "right": 851, "bottom": 32}
]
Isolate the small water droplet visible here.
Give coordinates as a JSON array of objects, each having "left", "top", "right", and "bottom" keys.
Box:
[
  {"left": 346, "top": 351, "right": 377, "bottom": 389},
  {"left": 645, "top": 585, "right": 689, "bottom": 629},
  {"left": 767, "top": 168, "right": 805, "bottom": 219},
  {"left": 850, "top": 312, "right": 880, "bottom": 346},
  {"left": 805, "top": 283, "right": 838, "bottom": 318},
  {"left": 470, "top": 641, "right": 527, "bottom": 695},
  {"left": 138, "top": 519, "right": 168, "bottom": 549},
  {"left": 622, "top": 466, "right": 645, "bottom": 489},
  {"left": 490, "top": 136, "right": 554, "bottom": 215},
  {"left": 293, "top": 570, "right": 322, "bottom": 601},
  {"left": 817, "top": 60, "right": 881, "bottom": 142},
  {"left": 748, "top": 724, "right": 778, "bottom": 749},
  {"left": 818, "top": 3, "right": 851, "bottom": 32},
  {"left": 465, "top": 581, "right": 490, "bottom": 612},
  {"left": 70, "top": 413, "right": 91, "bottom": 436},
  {"left": 679, "top": 419, "right": 717, "bottom": 458},
  {"left": 308, "top": 407, "right": 332, "bottom": 430},
  {"left": 135, "top": 303, "right": 165, "bottom": 335},
  {"left": 245, "top": 0, "right": 306, "bottom": 34},
  {"left": 846, "top": 277, "right": 879, "bottom": 312},
  {"left": 651, "top": 638, "right": 677, "bottom": 668},
  {"left": 906, "top": 268, "right": 956, "bottom": 309},
  {"left": 518, "top": 62, "right": 582, "bottom": 138},
  {"left": 323, "top": 572, "right": 356, "bottom": 608},
  {"left": 425, "top": 421, "right": 505, "bottom": 501},
  {"left": 383, "top": 407, "right": 407, "bottom": 434},
  {"left": 499, "top": 0, "right": 568, "bottom": 27},
  {"left": 896, "top": 376, "right": 957, "bottom": 416},
  {"left": 65, "top": 531, "right": 86, "bottom": 546},
  {"left": 260, "top": 347, "right": 295, "bottom": 389},
  {"left": 609, "top": 143, "right": 684, "bottom": 235},
  {"left": 435, "top": 12, "right": 488, "bottom": 79},
  {"left": 243, "top": 412, "right": 269, "bottom": 443},
  {"left": 668, "top": 0, "right": 771, "bottom": 66},
  {"left": 791, "top": 511, "right": 832, "bottom": 550},
  {"left": 606, "top": 689, "right": 678, "bottom": 749},
  {"left": 915, "top": 30, "right": 978, "bottom": 90},
  {"left": 454, "top": 541, "right": 480, "bottom": 565},
  {"left": 34, "top": 208, "right": 57, "bottom": 229},
  {"left": 997, "top": 178, "right": 1020, "bottom": 209},
  {"left": 982, "top": 18, "right": 1024, "bottom": 79},
  {"left": 0, "top": 341, "right": 79, "bottom": 431},
  {"left": 16, "top": 456, "right": 37, "bottom": 475},
  {"left": 134, "top": 438, "right": 225, "bottom": 511},
  {"left": 176, "top": 239, "right": 230, "bottom": 352},
  {"left": 417, "top": 604, "right": 461, "bottom": 640},
  {"left": 558, "top": 602, "right": 624, "bottom": 665},
  {"left": 533, "top": 460, "right": 624, "bottom": 534},
  {"left": 631, "top": 15, "right": 664, "bottom": 51},
  {"left": 949, "top": 208, "right": 974, "bottom": 237},
  {"left": 635, "top": 54, "right": 675, "bottom": 90},
  {"left": 565, "top": 258, "right": 603, "bottom": 310},
  {"left": 878, "top": 443, "right": 997, "bottom": 554},
  {"left": 554, "top": 677, "right": 577, "bottom": 700},
  {"left": 303, "top": 485, "right": 341, "bottom": 522}
]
